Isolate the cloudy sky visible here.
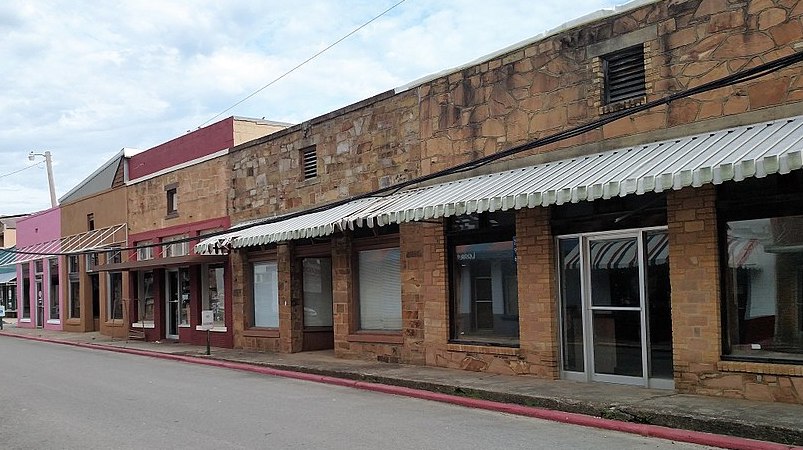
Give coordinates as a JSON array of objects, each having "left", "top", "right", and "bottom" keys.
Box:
[{"left": 0, "top": 0, "right": 623, "bottom": 214}]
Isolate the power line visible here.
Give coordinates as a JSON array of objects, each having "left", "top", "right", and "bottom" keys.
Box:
[
  {"left": 198, "top": 0, "right": 408, "bottom": 128},
  {"left": 8, "top": 49, "right": 803, "bottom": 259},
  {"left": 0, "top": 161, "right": 45, "bottom": 181}
]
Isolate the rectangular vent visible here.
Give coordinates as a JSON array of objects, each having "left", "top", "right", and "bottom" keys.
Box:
[
  {"left": 302, "top": 146, "right": 317, "bottom": 180},
  {"left": 603, "top": 44, "right": 646, "bottom": 104}
]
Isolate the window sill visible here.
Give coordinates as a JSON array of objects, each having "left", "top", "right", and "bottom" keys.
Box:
[
  {"left": 195, "top": 325, "right": 227, "bottom": 332},
  {"left": 20, "top": 318, "right": 31, "bottom": 323},
  {"left": 718, "top": 360, "right": 803, "bottom": 377},
  {"left": 447, "top": 343, "right": 520, "bottom": 356},
  {"left": 132, "top": 322, "right": 156, "bottom": 329},
  {"left": 346, "top": 332, "right": 403, "bottom": 344},
  {"left": 46, "top": 319, "right": 61, "bottom": 325},
  {"left": 104, "top": 320, "right": 124, "bottom": 327},
  {"left": 165, "top": 212, "right": 179, "bottom": 220},
  {"left": 243, "top": 328, "right": 279, "bottom": 338},
  {"left": 179, "top": 324, "right": 191, "bottom": 328}
]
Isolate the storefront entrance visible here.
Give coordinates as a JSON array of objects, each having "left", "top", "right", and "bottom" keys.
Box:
[
  {"left": 557, "top": 228, "right": 673, "bottom": 388},
  {"left": 165, "top": 268, "right": 189, "bottom": 340}
]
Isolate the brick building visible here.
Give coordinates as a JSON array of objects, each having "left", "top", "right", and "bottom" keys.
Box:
[
  {"left": 197, "top": 0, "right": 803, "bottom": 403},
  {"left": 99, "top": 117, "right": 288, "bottom": 346}
]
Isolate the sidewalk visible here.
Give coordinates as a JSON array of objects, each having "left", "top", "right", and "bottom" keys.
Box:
[{"left": 2, "top": 323, "right": 801, "bottom": 448}]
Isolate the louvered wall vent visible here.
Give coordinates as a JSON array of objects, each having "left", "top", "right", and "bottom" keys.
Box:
[
  {"left": 603, "top": 44, "right": 646, "bottom": 104},
  {"left": 302, "top": 146, "right": 317, "bottom": 180}
]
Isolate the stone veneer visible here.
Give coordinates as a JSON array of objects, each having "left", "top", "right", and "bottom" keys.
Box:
[{"left": 222, "top": 0, "right": 803, "bottom": 403}]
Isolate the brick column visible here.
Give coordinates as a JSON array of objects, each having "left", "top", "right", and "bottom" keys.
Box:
[
  {"left": 400, "top": 221, "right": 444, "bottom": 365},
  {"left": 230, "top": 250, "right": 248, "bottom": 349},
  {"left": 667, "top": 185, "right": 722, "bottom": 392},
  {"left": 516, "top": 207, "right": 559, "bottom": 378},
  {"left": 278, "top": 243, "right": 302, "bottom": 353},
  {"left": 331, "top": 234, "right": 353, "bottom": 357}
]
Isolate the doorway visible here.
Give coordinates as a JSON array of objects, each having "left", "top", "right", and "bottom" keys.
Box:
[
  {"left": 301, "top": 257, "right": 334, "bottom": 351},
  {"left": 35, "top": 276, "right": 43, "bottom": 328},
  {"left": 165, "top": 268, "right": 190, "bottom": 340},
  {"left": 557, "top": 228, "right": 672, "bottom": 388}
]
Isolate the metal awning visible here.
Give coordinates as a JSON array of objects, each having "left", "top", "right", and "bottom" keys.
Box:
[
  {"left": 197, "top": 115, "right": 803, "bottom": 253},
  {"left": 61, "top": 223, "right": 127, "bottom": 253},
  {"left": 196, "top": 198, "right": 381, "bottom": 254},
  {"left": 355, "top": 115, "right": 803, "bottom": 227},
  {"left": 0, "top": 272, "right": 16, "bottom": 284},
  {"left": 15, "top": 223, "right": 128, "bottom": 264},
  {"left": 96, "top": 254, "right": 228, "bottom": 272}
]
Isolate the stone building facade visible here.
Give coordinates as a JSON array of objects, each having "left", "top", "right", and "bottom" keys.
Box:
[{"left": 198, "top": 0, "right": 803, "bottom": 403}]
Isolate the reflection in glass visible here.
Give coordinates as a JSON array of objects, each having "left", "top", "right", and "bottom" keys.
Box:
[
  {"left": 725, "top": 216, "right": 803, "bottom": 361},
  {"left": 452, "top": 241, "right": 518, "bottom": 345},
  {"left": 303, "top": 258, "right": 333, "bottom": 328},
  {"left": 559, "top": 238, "right": 584, "bottom": 372},
  {"left": 253, "top": 262, "right": 279, "bottom": 328},
  {"left": 589, "top": 237, "right": 640, "bottom": 307},
  {"left": 645, "top": 231, "right": 672, "bottom": 379},
  {"left": 592, "top": 310, "right": 643, "bottom": 377}
]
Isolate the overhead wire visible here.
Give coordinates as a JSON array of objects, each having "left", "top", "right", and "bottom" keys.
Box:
[
  {"left": 8, "top": 49, "right": 803, "bottom": 260},
  {"left": 198, "top": 0, "right": 408, "bottom": 128}
]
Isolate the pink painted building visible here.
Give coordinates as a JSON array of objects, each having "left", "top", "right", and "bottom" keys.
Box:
[{"left": 15, "top": 207, "right": 63, "bottom": 330}]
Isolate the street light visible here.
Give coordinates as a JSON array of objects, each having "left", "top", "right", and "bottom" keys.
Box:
[{"left": 28, "top": 151, "right": 57, "bottom": 208}]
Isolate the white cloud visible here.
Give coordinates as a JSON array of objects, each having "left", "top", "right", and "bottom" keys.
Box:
[{"left": 0, "top": 0, "right": 622, "bottom": 215}]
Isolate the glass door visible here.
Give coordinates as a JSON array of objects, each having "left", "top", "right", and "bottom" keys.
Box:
[
  {"left": 166, "top": 269, "right": 179, "bottom": 339},
  {"left": 558, "top": 229, "right": 672, "bottom": 388},
  {"left": 587, "top": 234, "right": 645, "bottom": 385}
]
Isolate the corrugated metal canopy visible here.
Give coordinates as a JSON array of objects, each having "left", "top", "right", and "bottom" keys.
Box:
[
  {"left": 356, "top": 115, "right": 803, "bottom": 227},
  {"left": 0, "top": 271, "right": 16, "bottom": 284},
  {"left": 197, "top": 115, "right": 803, "bottom": 253},
  {"left": 15, "top": 223, "right": 128, "bottom": 264},
  {"left": 196, "top": 198, "right": 381, "bottom": 253}
]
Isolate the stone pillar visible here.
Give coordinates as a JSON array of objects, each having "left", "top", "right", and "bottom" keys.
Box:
[
  {"left": 667, "top": 185, "right": 722, "bottom": 392},
  {"left": 230, "top": 250, "right": 248, "bottom": 349},
  {"left": 278, "top": 242, "right": 302, "bottom": 353},
  {"left": 516, "top": 207, "right": 559, "bottom": 378},
  {"left": 400, "top": 221, "right": 443, "bottom": 365},
  {"left": 331, "top": 234, "right": 353, "bottom": 357}
]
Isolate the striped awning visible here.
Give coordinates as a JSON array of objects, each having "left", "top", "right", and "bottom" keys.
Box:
[
  {"left": 15, "top": 223, "right": 127, "bottom": 264},
  {"left": 197, "top": 114, "right": 803, "bottom": 253},
  {"left": 61, "top": 223, "right": 127, "bottom": 253},
  {"left": 562, "top": 233, "right": 669, "bottom": 270},
  {"left": 196, "top": 198, "right": 381, "bottom": 254},
  {"left": 355, "top": 115, "right": 803, "bottom": 228}
]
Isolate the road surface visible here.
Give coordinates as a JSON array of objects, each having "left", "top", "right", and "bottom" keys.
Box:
[{"left": 0, "top": 338, "right": 716, "bottom": 449}]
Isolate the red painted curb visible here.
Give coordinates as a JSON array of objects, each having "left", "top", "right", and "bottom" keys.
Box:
[{"left": 3, "top": 332, "right": 799, "bottom": 450}]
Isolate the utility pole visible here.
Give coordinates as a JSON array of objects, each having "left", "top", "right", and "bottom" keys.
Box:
[{"left": 29, "top": 151, "right": 57, "bottom": 207}]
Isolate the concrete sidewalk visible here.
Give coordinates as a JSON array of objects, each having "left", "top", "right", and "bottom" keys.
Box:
[{"left": 2, "top": 323, "right": 801, "bottom": 448}]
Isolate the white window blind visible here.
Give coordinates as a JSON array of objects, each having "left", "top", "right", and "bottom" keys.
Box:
[
  {"left": 358, "top": 248, "right": 401, "bottom": 330},
  {"left": 253, "top": 262, "right": 279, "bottom": 328}
]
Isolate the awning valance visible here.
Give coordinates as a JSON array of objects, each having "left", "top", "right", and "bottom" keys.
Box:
[
  {"left": 355, "top": 115, "right": 803, "bottom": 228},
  {"left": 197, "top": 115, "right": 803, "bottom": 253},
  {"left": 196, "top": 198, "right": 382, "bottom": 254}
]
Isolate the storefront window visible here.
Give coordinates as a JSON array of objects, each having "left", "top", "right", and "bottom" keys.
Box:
[
  {"left": 68, "top": 255, "right": 80, "bottom": 319},
  {"left": 358, "top": 248, "right": 401, "bottom": 331},
  {"left": 179, "top": 268, "right": 190, "bottom": 326},
  {"left": 449, "top": 212, "right": 518, "bottom": 346},
  {"left": 107, "top": 272, "right": 123, "bottom": 320},
  {"left": 21, "top": 263, "right": 30, "bottom": 319},
  {"left": 137, "top": 271, "right": 155, "bottom": 326},
  {"left": 252, "top": 261, "right": 279, "bottom": 328},
  {"left": 203, "top": 264, "right": 225, "bottom": 328},
  {"left": 48, "top": 258, "right": 59, "bottom": 320},
  {"left": 724, "top": 215, "right": 803, "bottom": 362},
  {"left": 302, "top": 258, "right": 333, "bottom": 328}
]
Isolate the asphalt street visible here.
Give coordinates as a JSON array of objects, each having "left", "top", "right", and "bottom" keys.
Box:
[{"left": 0, "top": 338, "right": 718, "bottom": 449}]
